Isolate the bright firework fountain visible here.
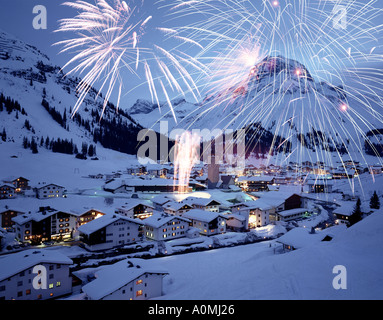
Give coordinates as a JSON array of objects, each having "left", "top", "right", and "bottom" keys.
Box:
[{"left": 173, "top": 131, "right": 200, "bottom": 194}]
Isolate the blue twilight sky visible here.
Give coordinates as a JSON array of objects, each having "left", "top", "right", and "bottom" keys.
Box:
[{"left": 0, "top": 0, "right": 382, "bottom": 110}]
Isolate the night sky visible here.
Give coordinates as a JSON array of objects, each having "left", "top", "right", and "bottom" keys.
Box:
[{"left": 0, "top": 0, "right": 382, "bottom": 110}]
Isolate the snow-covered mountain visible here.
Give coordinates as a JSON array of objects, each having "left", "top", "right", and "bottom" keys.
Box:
[
  {"left": 130, "top": 56, "right": 383, "bottom": 161},
  {"left": 0, "top": 29, "right": 143, "bottom": 156}
]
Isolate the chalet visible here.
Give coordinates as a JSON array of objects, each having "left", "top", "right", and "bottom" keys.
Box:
[
  {"left": 306, "top": 179, "right": 333, "bottom": 193},
  {"left": 0, "top": 184, "right": 16, "bottom": 199},
  {"left": 72, "top": 209, "right": 106, "bottom": 227},
  {"left": 82, "top": 259, "right": 168, "bottom": 300},
  {"left": 35, "top": 184, "right": 65, "bottom": 199},
  {"left": 332, "top": 168, "right": 355, "bottom": 179},
  {"left": 143, "top": 213, "right": 190, "bottom": 241},
  {"left": 126, "top": 165, "right": 147, "bottom": 175},
  {"left": 78, "top": 214, "right": 142, "bottom": 251},
  {"left": 274, "top": 208, "right": 311, "bottom": 222},
  {"left": 226, "top": 213, "right": 247, "bottom": 232},
  {"left": 145, "top": 163, "right": 169, "bottom": 177},
  {"left": 183, "top": 197, "right": 221, "bottom": 212},
  {"left": 236, "top": 176, "right": 275, "bottom": 192},
  {"left": 0, "top": 249, "right": 73, "bottom": 300},
  {"left": 333, "top": 203, "right": 354, "bottom": 226},
  {"left": 276, "top": 227, "right": 329, "bottom": 251},
  {"left": 151, "top": 195, "right": 172, "bottom": 211},
  {"left": 115, "top": 200, "right": 154, "bottom": 220},
  {"left": 163, "top": 201, "right": 193, "bottom": 216},
  {"left": 0, "top": 208, "right": 25, "bottom": 230},
  {"left": 231, "top": 199, "right": 272, "bottom": 229},
  {"left": 88, "top": 173, "right": 104, "bottom": 179},
  {"left": 12, "top": 207, "right": 78, "bottom": 244},
  {"left": 182, "top": 209, "right": 228, "bottom": 236},
  {"left": 2, "top": 177, "right": 30, "bottom": 193}
]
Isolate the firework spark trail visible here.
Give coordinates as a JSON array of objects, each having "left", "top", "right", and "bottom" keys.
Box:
[
  {"left": 162, "top": 0, "right": 383, "bottom": 187},
  {"left": 173, "top": 131, "right": 201, "bottom": 193},
  {"left": 55, "top": 0, "right": 204, "bottom": 121}
]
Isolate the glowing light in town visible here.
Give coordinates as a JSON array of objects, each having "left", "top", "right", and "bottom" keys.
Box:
[{"left": 173, "top": 131, "right": 200, "bottom": 193}]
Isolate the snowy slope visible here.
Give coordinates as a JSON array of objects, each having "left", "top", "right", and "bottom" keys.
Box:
[
  {"left": 122, "top": 210, "right": 383, "bottom": 300},
  {"left": 0, "top": 29, "right": 142, "bottom": 154}
]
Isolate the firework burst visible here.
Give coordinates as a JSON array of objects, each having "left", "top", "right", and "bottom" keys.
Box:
[
  {"left": 55, "top": 0, "right": 204, "bottom": 120},
  {"left": 161, "top": 0, "right": 383, "bottom": 186},
  {"left": 173, "top": 131, "right": 200, "bottom": 193}
]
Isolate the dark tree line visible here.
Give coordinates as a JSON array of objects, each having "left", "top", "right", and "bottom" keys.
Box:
[
  {"left": 0, "top": 93, "right": 27, "bottom": 115},
  {"left": 41, "top": 98, "right": 67, "bottom": 129}
]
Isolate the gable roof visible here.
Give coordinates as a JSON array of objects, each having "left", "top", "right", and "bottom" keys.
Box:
[
  {"left": 82, "top": 259, "right": 168, "bottom": 300},
  {"left": 163, "top": 201, "right": 193, "bottom": 212},
  {"left": 0, "top": 249, "right": 72, "bottom": 281},
  {"left": 143, "top": 213, "right": 190, "bottom": 228},
  {"left": 118, "top": 199, "right": 154, "bottom": 211},
  {"left": 35, "top": 183, "right": 65, "bottom": 190},
  {"left": 78, "top": 214, "right": 142, "bottom": 235},
  {"left": 182, "top": 209, "right": 228, "bottom": 223}
]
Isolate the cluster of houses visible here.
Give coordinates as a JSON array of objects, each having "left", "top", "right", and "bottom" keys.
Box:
[
  {"left": 0, "top": 176, "right": 65, "bottom": 200},
  {"left": 0, "top": 188, "right": 312, "bottom": 251},
  {"left": 0, "top": 248, "right": 168, "bottom": 301},
  {"left": 1, "top": 158, "right": 372, "bottom": 301}
]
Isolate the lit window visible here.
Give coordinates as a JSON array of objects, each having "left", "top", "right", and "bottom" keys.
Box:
[
  {"left": 49, "top": 283, "right": 54, "bottom": 289},
  {"left": 136, "top": 290, "right": 143, "bottom": 297},
  {"left": 136, "top": 279, "right": 143, "bottom": 285}
]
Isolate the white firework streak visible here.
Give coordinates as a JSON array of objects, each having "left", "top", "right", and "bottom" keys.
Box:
[
  {"left": 159, "top": 0, "right": 383, "bottom": 189},
  {"left": 55, "top": 0, "right": 205, "bottom": 121}
]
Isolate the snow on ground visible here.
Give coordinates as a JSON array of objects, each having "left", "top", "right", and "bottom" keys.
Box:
[{"left": 124, "top": 211, "right": 383, "bottom": 300}]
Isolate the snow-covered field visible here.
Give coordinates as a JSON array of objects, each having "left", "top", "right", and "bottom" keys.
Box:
[{"left": 66, "top": 209, "right": 383, "bottom": 300}]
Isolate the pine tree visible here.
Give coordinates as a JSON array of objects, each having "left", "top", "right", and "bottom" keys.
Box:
[
  {"left": 88, "top": 144, "right": 94, "bottom": 157},
  {"left": 1, "top": 128, "right": 6, "bottom": 142},
  {"left": 45, "top": 136, "right": 50, "bottom": 149},
  {"left": 349, "top": 198, "right": 362, "bottom": 226},
  {"left": 81, "top": 142, "right": 88, "bottom": 155},
  {"left": 370, "top": 191, "right": 380, "bottom": 209},
  {"left": 22, "top": 136, "right": 29, "bottom": 149},
  {"left": 30, "top": 138, "right": 38, "bottom": 154}
]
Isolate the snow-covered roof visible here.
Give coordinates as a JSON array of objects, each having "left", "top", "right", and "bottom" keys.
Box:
[
  {"left": 143, "top": 213, "right": 190, "bottom": 228},
  {"left": 82, "top": 259, "right": 168, "bottom": 300},
  {"left": 163, "top": 201, "right": 193, "bottom": 211},
  {"left": 151, "top": 195, "right": 172, "bottom": 205},
  {"left": 238, "top": 199, "right": 274, "bottom": 211},
  {"left": 35, "top": 183, "right": 65, "bottom": 190},
  {"left": 182, "top": 197, "right": 221, "bottom": 207},
  {"left": 118, "top": 199, "right": 154, "bottom": 211},
  {"left": 12, "top": 207, "right": 59, "bottom": 224},
  {"left": 0, "top": 249, "right": 72, "bottom": 281},
  {"left": 333, "top": 202, "right": 356, "bottom": 216},
  {"left": 182, "top": 209, "right": 228, "bottom": 223},
  {"left": 276, "top": 208, "right": 309, "bottom": 217},
  {"left": 225, "top": 213, "right": 247, "bottom": 221},
  {"left": 237, "top": 175, "right": 275, "bottom": 182},
  {"left": 78, "top": 214, "right": 142, "bottom": 235},
  {"left": 0, "top": 184, "right": 15, "bottom": 189},
  {"left": 276, "top": 228, "right": 328, "bottom": 249}
]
